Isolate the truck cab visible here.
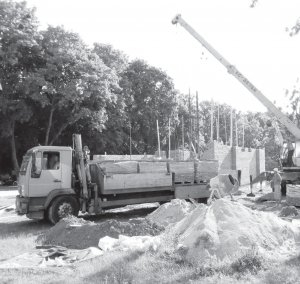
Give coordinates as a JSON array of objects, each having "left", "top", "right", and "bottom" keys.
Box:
[{"left": 16, "top": 146, "right": 76, "bottom": 221}]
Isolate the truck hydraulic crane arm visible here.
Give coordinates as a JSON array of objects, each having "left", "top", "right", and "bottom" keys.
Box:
[{"left": 172, "top": 14, "right": 300, "bottom": 140}]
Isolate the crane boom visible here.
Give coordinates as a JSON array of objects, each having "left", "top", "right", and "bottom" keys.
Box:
[{"left": 172, "top": 14, "right": 300, "bottom": 140}]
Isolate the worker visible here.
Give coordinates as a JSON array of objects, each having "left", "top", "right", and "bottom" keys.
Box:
[
  {"left": 287, "top": 141, "right": 294, "bottom": 167},
  {"left": 272, "top": 168, "right": 282, "bottom": 204},
  {"left": 48, "top": 154, "right": 60, "bottom": 170}
]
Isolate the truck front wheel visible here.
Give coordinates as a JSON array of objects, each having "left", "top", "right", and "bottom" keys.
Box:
[{"left": 47, "top": 196, "right": 79, "bottom": 224}]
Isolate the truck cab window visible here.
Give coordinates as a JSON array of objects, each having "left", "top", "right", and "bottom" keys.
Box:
[
  {"left": 31, "top": 151, "right": 42, "bottom": 178},
  {"left": 43, "top": 152, "right": 60, "bottom": 170}
]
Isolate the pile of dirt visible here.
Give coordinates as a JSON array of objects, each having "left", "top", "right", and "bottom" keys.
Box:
[
  {"left": 38, "top": 216, "right": 163, "bottom": 249},
  {"left": 279, "top": 206, "right": 299, "bottom": 217},
  {"left": 163, "top": 199, "right": 300, "bottom": 262},
  {"left": 147, "top": 199, "right": 195, "bottom": 227}
]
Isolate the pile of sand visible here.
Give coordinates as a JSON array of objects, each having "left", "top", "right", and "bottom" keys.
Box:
[
  {"left": 163, "top": 199, "right": 300, "bottom": 262},
  {"left": 38, "top": 216, "right": 163, "bottom": 249},
  {"left": 146, "top": 199, "right": 195, "bottom": 227}
]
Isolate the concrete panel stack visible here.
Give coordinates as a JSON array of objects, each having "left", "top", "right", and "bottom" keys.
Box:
[
  {"left": 169, "top": 161, "right": 194, "bottom": 183},
  {"left": 100, "top": 161, "right": 139, "bottom": 174},
  {"left": 93, "top": 154, "right": 154, "bottom": 161},
  {"left": 194, "top": 160, "right": 219, "bottom": 182},
  {"left": 139, "top": 161, "right": 168, "bottom": 173}
]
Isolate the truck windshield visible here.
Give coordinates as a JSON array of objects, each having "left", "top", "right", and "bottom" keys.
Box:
[{"left": 19, "top": 151, "right": 32, "bottom": 175}]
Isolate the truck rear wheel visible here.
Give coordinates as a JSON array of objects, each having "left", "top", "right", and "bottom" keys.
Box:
[{"left": 47, "top": 196, "right": 79, "bottom": 224}]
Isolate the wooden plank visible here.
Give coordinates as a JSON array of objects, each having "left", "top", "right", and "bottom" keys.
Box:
[{"left": 104, "top": 173, "right": 172, "bottom": 191}]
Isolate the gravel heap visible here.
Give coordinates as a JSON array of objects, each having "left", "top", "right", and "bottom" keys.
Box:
[{"left": 38, "top": 216, "right": 163, "bottom": 249}]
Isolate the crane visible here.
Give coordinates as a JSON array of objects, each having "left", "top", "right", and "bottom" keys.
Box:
[{"left": 171, "top": 14, "right": 300, "bottom": 169}]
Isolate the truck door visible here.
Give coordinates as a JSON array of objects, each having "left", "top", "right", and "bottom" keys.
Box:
[{"left": 29, "top": 151, "right": 62, "bottom": 197}]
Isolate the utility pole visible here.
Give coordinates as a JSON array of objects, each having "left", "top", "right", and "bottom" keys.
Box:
[
  {"left": 210, "top": 102, "right": 214, "bottom": 142},
  {"left": 224, "top": 113, "right": 228, "bottom": 145},
  {"left": 217, "top": 104, "right": 220, "bottom": 141},
  {"left": 242, "top": 117, "right": 245, "bottom": 148},
  {"left": 196, "top": 91, "right": 200, "bottom": 157},
  {"left": 188, "top": 89, "right": 192, "bottom": 153},
  {"left": 156, "top": 119, "right": 161, "bottom": 157},
  {"left": 168, "top": 118, "right": 171, "bottom": 159},
  {"left": 230, "top": 108, "right": 233, "bottom": 146},
  {"left": 182, "top": 115, "right": 184, "bottom": 150},
  {"left": 235, "top": 113, "right": 238, "bottom": 146},
  {"left": 129, "top": 121, "right": 132, "bottom": 160}
]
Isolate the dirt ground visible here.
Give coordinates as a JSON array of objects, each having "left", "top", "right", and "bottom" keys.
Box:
[{"left": 0, "top": 184, "right": 300, "bottom": 284}]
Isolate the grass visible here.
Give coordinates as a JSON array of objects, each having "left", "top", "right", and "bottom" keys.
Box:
[
  {"left": 0, "top": 234, "right": 38, "bottom": 262},
  {"left": 0, "top": 241, "right": 300, "bottom": 284}
]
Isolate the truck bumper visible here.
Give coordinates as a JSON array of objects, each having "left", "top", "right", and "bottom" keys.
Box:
[{"left": 15, "top": 195, "right": 29, "bottom": 215}]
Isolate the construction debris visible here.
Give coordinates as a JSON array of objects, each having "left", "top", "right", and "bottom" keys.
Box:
[
  {"left": 98, "top": 235, "right": 160, "bottom": 253},
  {"left": 0, "top": 246, "right": 103, "bottom": 268}
]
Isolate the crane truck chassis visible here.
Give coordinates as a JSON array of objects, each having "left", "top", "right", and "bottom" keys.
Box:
[{"left": 15, "top": 134, "right": 219, "bottom": 224}]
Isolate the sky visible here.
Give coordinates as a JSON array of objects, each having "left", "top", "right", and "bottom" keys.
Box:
[{"left": 22, "top": 0, "right": 300, "bottom": 113}]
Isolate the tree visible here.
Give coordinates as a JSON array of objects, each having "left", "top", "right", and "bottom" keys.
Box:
[
  {"left": 26, "top": 26, "right": 120, "bottom": 146},
  {"left": 120, "top": 60, "right": 178, "bottom": 154},
  {"left": 0, "top": 0, "right": 41, "bottom": 172}
]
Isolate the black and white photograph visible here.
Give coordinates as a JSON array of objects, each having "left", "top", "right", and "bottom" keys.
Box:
[{"left": 0, "top": 0, "right": 300, "bottom": 283}]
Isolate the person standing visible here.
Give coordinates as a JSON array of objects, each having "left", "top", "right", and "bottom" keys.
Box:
[
  {"left": 287, "top": 141, "right": 294, "bottom": 167},
  {"left": 272, "top": 168, "right": 282, "bottom": 204}
]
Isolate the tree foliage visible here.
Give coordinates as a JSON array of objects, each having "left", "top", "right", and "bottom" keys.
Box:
[{"left": 0, "top": 0, "right": 295, "bottom": 174}]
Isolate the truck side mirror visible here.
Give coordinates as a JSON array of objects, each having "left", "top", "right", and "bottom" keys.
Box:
[{"left": 31, "top": 152, "right": 42, "bottom": 178}]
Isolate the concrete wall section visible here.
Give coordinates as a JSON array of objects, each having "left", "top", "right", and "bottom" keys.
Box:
[{"left": 201, "top": 141, "right": 266, "bottom": 185}]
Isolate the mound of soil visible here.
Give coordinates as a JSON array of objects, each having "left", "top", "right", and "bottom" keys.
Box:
[
  {"left": 38, "top": 216, "right": 163, "bottom": 249},
  {"left": 164, "top": 199, "right": 300, "bottom": 261}
]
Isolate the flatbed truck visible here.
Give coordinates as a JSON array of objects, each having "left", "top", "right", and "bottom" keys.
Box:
[{"left": 15, "top": 134, "right": 213, "bottom": 224}]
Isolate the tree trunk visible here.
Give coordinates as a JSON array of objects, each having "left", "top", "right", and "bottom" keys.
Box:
[
  {"left": 45, "top": 106, "right": 54, "bottom": 145},
  {"left": 49, "top": 121, "right": 70, "bottom": 146},
  {"left": 11, "top": 120, "right": 19, "bottom": 173}
]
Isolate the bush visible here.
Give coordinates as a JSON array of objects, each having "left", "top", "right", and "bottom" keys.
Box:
[{"left": 230, "top": 251, "right": 264, "bottom": 274}]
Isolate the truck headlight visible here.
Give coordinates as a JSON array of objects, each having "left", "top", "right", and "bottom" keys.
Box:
[{"left": 18, "top": 185, "right": 25, "bottom": 196}]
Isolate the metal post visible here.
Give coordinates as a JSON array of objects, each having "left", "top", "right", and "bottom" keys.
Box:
[
  {"left": 182, "top": 115, "right": 184, "bottom": 151},
  {"left": 196, "top": 91, "right": 200, "bottom": 157},
  {"left": 168, "top": 118, "right": 171, "bottom": 159},
  {"left": 224, "top": 113, "right": 228, "bottom": 145},
  {"left": 156, "top": 119, "right": 161, "bottom": 158},
  {"left": 188, "top": 89, "right": 192, "bottom": 153},
  {"left": 242, "top": 118, "right": 245, "bottom": 148},
  {"left": 210, "top": 102, "right": 214, "bottom": 141},
  {"left": 235, "top": 112, "right": 238, "bottom": 146},
  {"left": 230, "top": 108, "right": 233, "bottom": 146},
  {"left": 129, "top": 122, "right": 132, "bottom": 160},
  {"left": 217, "top": 104, "right": 220, "bottom": 141}
]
